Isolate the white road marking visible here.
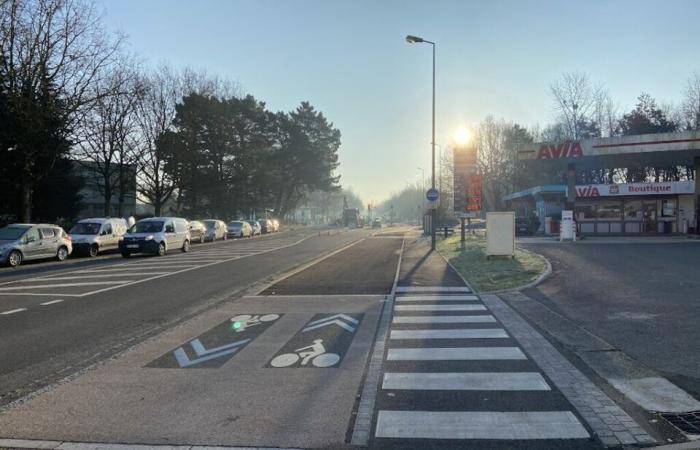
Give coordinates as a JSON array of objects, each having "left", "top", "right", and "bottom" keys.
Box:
[
  {"left": 387, "top": 347, "right": 527, "bottom": 361},
  {"left": 394, "top": 304, "right": 486, "bottom": 312},
  {"left": 35, "top": 272, "right": 168, "bottom": 280},
  {"left": 395, "top": 286, "right": 472, "bottom": 293},
  {"left": 382, "top": 372, "right": 550, "bottom": 391},
  {"left": 375, "top": 411, "right": 589, "bottom": 439},
  {"left": 390, "top": 328, "right": 508, "bottom": 339},
  {"left": 0, "top": 308, "right": 27, "bottom": 315},
  {"left": 396, "top": 295, "right": 479, "bottom": 301},
  {"left": 0, "top": 281, "right": 132, "bottom": 291},
  {"left": 39, "top": 299, "right": 64, "bottom": 306},
  {"left": 393, "top": 315, "right": 496, "bottom": 324}
]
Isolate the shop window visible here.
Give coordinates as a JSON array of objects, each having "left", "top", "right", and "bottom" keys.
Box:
[
  {"left": 575, "top": 203, "right": 596, "bottom": 220},
  {"left": 661, "top": 199, "right": 676, "bottom": 217},
  {"left": 624, "top": 200, "right": 643, "bottom": 220},
  {"left": 596, "top": 201, "right": 622, "bottom": 219}
]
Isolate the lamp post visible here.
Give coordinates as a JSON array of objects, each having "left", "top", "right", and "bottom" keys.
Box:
[{"left": 406, "top": 34, "right": 437, "bottom": 250}]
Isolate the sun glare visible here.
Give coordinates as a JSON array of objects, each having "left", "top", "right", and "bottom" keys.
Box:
[{"left": 453, "top": 127, "right": 471, "bottom": 146}]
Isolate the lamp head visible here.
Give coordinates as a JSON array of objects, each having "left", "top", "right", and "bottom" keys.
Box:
[{"left": 405, "top": 35, "right": 424, "bottom": 44}]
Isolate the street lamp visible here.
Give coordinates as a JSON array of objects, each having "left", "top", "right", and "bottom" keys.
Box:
[{"left": 406, "top": 33, "right": 437, "bottom": 250}]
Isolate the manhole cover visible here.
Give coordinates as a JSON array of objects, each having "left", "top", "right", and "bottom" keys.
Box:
[{"left": 661, "top": 411, "right": 700, "bottom": 434}]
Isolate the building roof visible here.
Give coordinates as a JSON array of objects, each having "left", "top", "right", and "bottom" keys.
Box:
[{"left": 504, "top": 185, "right": 566, "bottom": 201}]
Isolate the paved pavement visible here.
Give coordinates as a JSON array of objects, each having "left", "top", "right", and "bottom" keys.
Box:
[
  {"left": 521, "top": 241, "right": 700, "bottom": 403},
  {"left": 0, "top": 228, "right": 372, "bottom": 407}
]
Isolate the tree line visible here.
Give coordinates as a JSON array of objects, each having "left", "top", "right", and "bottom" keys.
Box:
[{"left": 0, "top": 0, "right": 343, "bottom": 223}]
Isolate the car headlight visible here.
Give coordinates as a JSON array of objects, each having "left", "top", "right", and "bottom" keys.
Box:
[{"left": 144, "top": 235, "right": 154, "bottom": 241}]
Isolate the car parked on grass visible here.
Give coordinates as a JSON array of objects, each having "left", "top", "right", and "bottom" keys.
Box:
[
  {"left": 69, "top": 218, "right": 128, "bottom": 257},
  {"left": 119, "top": 217, "right": 190, "bottom": 257},
  {"left": 189, "top": 220, "right": 207, "bottom": 243},
  {"left": 227, "top": 220, "right": 252, "bottom": 238},
  {"left": 0, "top": 223, "right": 72, "bottom": 267},
  {"left": 247, "top": 220, "right": 261, "bottom": 236},
  {"left": 203, "top": 219, "right": 228, "bottom": 241}
]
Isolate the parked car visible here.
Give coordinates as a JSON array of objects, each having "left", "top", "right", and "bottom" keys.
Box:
[
  {"left": 247, "top": 220, "right": 261, "bottom": 236},
  {"left": 0, "top": 223, "right": 72, "bottom": 267},
  {"left": 119, "top": 217, "right": 190, "bottom": 257},
  {"left": 227, "top": 220, "right": 252, "bottom": 238},
  {"left": 259, "top": 219, "right": 274, "bottom": 234},
  {"left": 371, "top": 218, "right": 382, "bottom": 229},
  {"left": 203, "top": 219, "right": 228, "bottom": 241},
  {"left": 515, "top": 217, "right": 533, "bottom": 236},
  {"left": 271, "top": 219, "right": 280, "bottom": 232},
  {"left": 69, "top": 217, "right": 128, "bottom": 257},
  {"left": 189, "top": 220, "right": 207, "bottom": 243}
]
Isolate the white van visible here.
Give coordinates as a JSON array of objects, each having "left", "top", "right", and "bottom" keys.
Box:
[
  {"left": 119, "top": 217, "right": 190, "bottom": 257},
  {"left": 69, "top": 218, "right": 128, "bottom": 257}
]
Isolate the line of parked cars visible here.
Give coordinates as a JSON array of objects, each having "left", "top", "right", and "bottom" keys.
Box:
[{"left": 0, "top": 216, "right": 282, "bottom": 267}]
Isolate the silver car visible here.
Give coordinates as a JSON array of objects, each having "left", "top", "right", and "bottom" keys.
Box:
[
  {"left": 0, "top": 223, "right": 73, "bottom": 267},
  {"left": 202, "top": 219, "right": 228, "bottom": 241},
  {"left": 227, "top": 220, "right": 252, "bottom": 238},
  {"left": 69, "top": 218, "right": 128, "bottom": 257}
]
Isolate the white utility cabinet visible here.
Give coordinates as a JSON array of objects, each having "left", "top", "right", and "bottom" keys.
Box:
[{"left": 486, "top": 212, "right": 515, "bottom": 257}]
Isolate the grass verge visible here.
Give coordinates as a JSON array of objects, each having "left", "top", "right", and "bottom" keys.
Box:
[{"left": 437, "top": 234, "right": 547, "bottom": 292}]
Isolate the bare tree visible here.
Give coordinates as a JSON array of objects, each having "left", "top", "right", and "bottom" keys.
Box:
[
  {"left": 0, "top": 0, "right": 122, "bottom": 221},
  {"left": 74, "top": 63, "right": 142, "bottom": 216},
  {"left": 549, "top": 72, "right": 603, "bottom": 140},
  {"left": 682, "top": 71, "right": 700, "bottom": 131}
]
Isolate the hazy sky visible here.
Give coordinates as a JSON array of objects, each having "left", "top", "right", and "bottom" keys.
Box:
[{"left": 97, "top": 0, "right": 700, "bottom": 203}]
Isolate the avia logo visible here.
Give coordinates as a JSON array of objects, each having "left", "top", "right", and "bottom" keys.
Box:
[
  {"left": 576, "top": 186, "right": 600, "bottom": 197},
  {"left": 536, "top": 142, "right": 583, "bottom": 159}
]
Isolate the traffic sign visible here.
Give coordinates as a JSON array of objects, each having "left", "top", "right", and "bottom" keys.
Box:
[{"left": 426, "top": 188, "right": 439, "bottom": 202}]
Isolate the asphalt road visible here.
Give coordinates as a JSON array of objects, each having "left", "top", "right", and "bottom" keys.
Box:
[
  {"left": 522, "top": 241, "right": 700, "bottom": 399},
  {"left": 0, "top": 227, "right": 373, "bottom": 407}
]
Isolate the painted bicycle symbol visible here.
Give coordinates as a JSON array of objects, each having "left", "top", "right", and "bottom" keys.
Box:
[
  {"left": 270, "top": 339, "right": 340, "bottom": 368},
  {"left": 230, "top": 314, "right": 280, "bottom": 332}
]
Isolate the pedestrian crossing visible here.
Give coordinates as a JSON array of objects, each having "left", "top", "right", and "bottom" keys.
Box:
[
  {"left": 0, "top": 235, "right": 307, "bottom": 298},
  {"left": 373, "top": 286, "right": 592, "bottom": 448}
]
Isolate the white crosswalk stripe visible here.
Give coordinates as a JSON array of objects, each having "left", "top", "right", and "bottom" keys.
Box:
[{"left": 374, "top": 290, "right": 590, "bottom": 444}]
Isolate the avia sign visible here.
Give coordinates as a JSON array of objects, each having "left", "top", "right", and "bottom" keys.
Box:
[
  {"left": 537, "top": 142, "right": 583, "bottom": 159},
  {"left": 575, "top": 181, "right": 694, "bottom": 197}
]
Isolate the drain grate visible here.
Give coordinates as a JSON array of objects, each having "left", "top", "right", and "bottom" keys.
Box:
[{"left": 661, "top": 411, "right": 700, "bottom": 434}]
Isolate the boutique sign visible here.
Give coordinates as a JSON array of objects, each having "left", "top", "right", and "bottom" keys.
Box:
[{"left": 575, "top": 181, "right": 694, "bottom": 197}]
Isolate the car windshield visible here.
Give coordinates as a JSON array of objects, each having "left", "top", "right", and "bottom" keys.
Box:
[
  {"left": 0, "top": 226, "right": 29, "bottom": 240},
  {"left": 247, "top": 221, "right": 257, "bottom": 226},
  {"left": 70, "top": 222, "right": 101, "bottom": 235},
  {"left": 228, "top": 222, "right": 242, "bottom": 227},
  {"left": 204, "top": 221, "right": 216, "bottom": 229},
  {"left": 131, "top": 221, "right": 164, "bottom": 233}
]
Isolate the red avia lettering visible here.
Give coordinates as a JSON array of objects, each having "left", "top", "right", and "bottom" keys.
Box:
[
  {"left": 576, "top": 186, "right": 600, "bottom": 197},
  {"left": 536, "top": 142, "right": 583, "bottom": 159}
]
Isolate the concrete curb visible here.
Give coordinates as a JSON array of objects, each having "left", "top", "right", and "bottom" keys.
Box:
[
  {"left": 0, "top": 438, "right": 301, "bottom": 449},
  {"left": 483, "top": 249, "right": 552, "bottom": 295},
  {"left": 643, "top": 441, "right": 700, "bottom": 450}
]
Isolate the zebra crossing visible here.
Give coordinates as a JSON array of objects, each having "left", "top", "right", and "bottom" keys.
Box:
[
  {"left": 0, "top": 235, "right": 307, "bottom": 298},
  {"left": 372, "top": 285, "right": 594, "bottom": 449}
]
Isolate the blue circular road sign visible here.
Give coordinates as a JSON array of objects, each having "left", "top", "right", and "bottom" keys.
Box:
[{"left": 426, "top": 188, "right": 439, "bottom": 202}]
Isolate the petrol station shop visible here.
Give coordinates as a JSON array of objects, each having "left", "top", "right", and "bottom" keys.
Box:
[
  {"left": 511, "top": 130, "right": 700, "bottom": 235},
  {"left": 505, "top": 181, "right": 696, "bottom": 234}
]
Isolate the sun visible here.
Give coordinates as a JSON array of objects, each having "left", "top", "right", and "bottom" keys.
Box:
[{"left": 453, "top": 127, "right": 471, "bottom": 146}]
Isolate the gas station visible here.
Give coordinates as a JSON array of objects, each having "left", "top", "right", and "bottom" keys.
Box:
[{"left": 507, "top": 130, "right": 700, "bottom": 235}]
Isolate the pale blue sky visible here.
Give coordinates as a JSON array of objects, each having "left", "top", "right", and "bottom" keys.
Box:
[{"left": 97, "top": 0, "right": 700, "bottom": 203}]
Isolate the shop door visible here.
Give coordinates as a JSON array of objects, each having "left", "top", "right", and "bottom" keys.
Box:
[{"left": 642, "top": 202, "right": 657, "bottom": 233}]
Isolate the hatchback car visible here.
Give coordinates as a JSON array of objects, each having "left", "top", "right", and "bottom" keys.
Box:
[
  {"left": 119, "top": 217, "right": 190, "bottom": 257},
  {"left": 227, "top": 220, "right": 252, "bottom": 238},
  {"left": 203, "top": 219, "right": 228, "bottom": 241},
  {"left": 70, "top": 217, "right": 128, "bottom": 257},
  {"left": 189, "top": 220, "right": 207, "bottom": 243},
  {"left": 0, "top": 223, "right": 72, "bottom": 267},
  {"left": 259, "top": 219, "right": 274, "bottom": 234},
  {"left": 247, "top": 220, "right": 261, "bottom": 236}
]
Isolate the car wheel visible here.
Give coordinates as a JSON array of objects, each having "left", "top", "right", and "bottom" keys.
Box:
[
  {"left": 7, "top": 250, "right": 22, "bottom": 267},
  {"left": 56, "top": 246, "right": 69, "bottom": 261},
  {"left": 181, "top": 240, "right": 190, "bottom": 253},
  {"left": 223, "top": 234, "right": 227, "bottom": 241},
  {"left": 200, "top": 234, "right": 206, "bottom": 244},
  {"left": 121, "top": 251, "right": 131, "bottom": 258},
  {"left": 157, "top": 242, "right": 166, "bottom": 256},
  {"left": 88, "top": 244, "right": 99, "bottom": 257}
]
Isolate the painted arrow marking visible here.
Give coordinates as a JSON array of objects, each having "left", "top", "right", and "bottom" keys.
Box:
[
  {"left": 173, "top": 338, "right": 250, "bottom": 368},
  {"left": 303, "top": 314, "right": 359, "bottom": 333}
]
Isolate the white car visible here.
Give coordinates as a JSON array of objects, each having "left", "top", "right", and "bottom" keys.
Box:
[
  {"left": 227, "top": 221, "right": 252, "bottom": 238},
  {"left": 246, "top": 220, "right": 261, "bottom": 236},
  {"left": 69, "top": 217, "right": 128, "bottom": 257},
  {"left": 119, "top": 217, "right": 190, "bottom": 257}
]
